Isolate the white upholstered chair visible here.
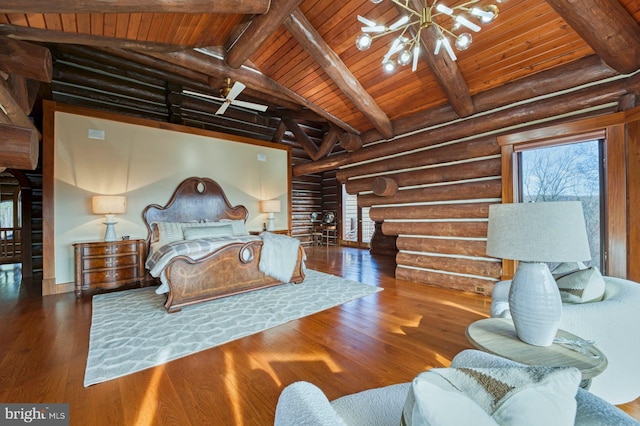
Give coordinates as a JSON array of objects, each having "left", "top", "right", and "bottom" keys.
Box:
[
  {"left": 490, "top": 276, "right": 640, "bottom": 405},
  {"left": 274, "top": 350, "right": 639, "bottom": 425}
]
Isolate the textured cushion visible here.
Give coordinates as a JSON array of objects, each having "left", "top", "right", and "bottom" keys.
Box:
[
  {"left": 552, "top": 262, "right": 588, "bottom": 276},
  {"left": 183, "top": 224, "right": 234, "bottom": 240},
  {"left": 556, "top": 267, "right": 605, "bottom": 303},
  {"left": 401, "top": 366, "right": 581, "bottom": 426}
]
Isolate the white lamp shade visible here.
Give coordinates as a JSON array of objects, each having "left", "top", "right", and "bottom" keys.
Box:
[
  {"left": 260, "top": 199, "right": 281, "bottom": 214},
  {"left": 486, "top": 201, "right": 591, "bottom": 262},
  {"left": 92, "top": 195, "right": 127, "bottom": 215}
]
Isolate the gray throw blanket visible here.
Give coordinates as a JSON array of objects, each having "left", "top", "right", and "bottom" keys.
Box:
[{"left": 259, "top": 232, "right": 302, "bottom": 283}]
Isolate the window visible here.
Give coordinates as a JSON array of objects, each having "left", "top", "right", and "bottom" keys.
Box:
[{"left": 518, "top": 139, "right": 605, "bottom": 271}]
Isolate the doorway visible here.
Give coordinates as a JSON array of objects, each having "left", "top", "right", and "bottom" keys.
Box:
[{"left": 342, "top": 186, "right": 375, "bottom": 248}]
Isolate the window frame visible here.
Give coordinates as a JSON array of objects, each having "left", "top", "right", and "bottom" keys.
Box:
[{"left": 497, "top": 113, "right": 628, "bottom": 280}]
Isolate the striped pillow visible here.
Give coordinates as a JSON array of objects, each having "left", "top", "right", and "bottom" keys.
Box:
[{"left": 183, "top": 224, "right": 234, "bottom": 240}]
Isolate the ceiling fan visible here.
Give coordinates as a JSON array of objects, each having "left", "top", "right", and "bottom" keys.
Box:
[{"left": 182, "top": 78, "right": 268, "bottom": 115}]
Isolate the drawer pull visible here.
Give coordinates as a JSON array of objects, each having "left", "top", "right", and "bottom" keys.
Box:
[
  {"left": 106, "top": 271, "right": 119, "bottom": 279},
  {"left": 105, "top": 246, "right": 120, "bottom": 254},
  {"left": 105, "top": 259, "right": 116, "bottom": 267}
]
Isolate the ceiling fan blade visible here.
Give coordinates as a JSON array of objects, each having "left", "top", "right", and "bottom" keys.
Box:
[
  {"left": 231, "top": 99, "right": 268, "bottom": 112},
  {"left": 215, "top": 101, "right": 230, "bottom": 115},
  {"left": 226, "top": 81, "right": 246, "bottom": 101},
  {"left": 182, "top": 89, "right": 225, "bottom": 102}
]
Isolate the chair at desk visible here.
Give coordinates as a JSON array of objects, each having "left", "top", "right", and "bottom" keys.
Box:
[
  {"left": 310, "top": 213, "right": 323, "bottom": 246},
  {"left": 321, "top": 212, "right": 338, "bottom": 246}
]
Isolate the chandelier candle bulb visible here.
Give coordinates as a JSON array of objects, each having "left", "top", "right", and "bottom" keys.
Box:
[{"left": 357, "top": 0, "right": 499, "bottom": 71}]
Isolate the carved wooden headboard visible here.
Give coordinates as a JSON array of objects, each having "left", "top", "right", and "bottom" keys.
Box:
[{"left": 142, "top": 177, "right": 249, "bottom": 250}]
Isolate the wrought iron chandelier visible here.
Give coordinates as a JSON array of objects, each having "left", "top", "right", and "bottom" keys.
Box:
[{"left": 355, "top": 0, "right": 501, "bottom": 73}]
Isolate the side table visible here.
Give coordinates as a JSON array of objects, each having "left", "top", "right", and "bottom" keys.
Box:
[{"left": 466, "top": 318, "right": 607, "bottom": 388}]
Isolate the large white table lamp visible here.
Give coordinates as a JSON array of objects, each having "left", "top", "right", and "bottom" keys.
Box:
[
  {"left": 260, "top": 199, "right": 281, "bottom": 232},
  {"left": 92, "top": 195, "right": 127, "bottom": 242},
  {"left": 486, "top": 201, "right": 591, "bottom": 346}
]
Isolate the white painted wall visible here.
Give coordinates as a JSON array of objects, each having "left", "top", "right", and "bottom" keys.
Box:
[{"left": 54, "top": 111, "right": 288, "bottom": 285}]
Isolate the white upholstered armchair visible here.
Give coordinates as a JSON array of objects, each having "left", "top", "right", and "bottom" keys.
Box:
[
  {"left": 490, "top": 276, "right": 640, "bottom": 405},
  {"left": 274, "top": 350, "right": 639, "bottom": 425}
]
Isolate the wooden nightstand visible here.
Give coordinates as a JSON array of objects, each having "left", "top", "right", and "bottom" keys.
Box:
[{"left": 73, "top": 239, "right": 147, "bottom": 297}]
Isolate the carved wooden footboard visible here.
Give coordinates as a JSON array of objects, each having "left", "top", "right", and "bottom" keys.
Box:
[
  {"left": 164, "top": 239, "right": 305, "bottom": 313},
  {"left": 143, "top": 177, "right": 305, "bottom": 313}
]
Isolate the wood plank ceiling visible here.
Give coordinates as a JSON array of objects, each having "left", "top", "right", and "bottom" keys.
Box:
[{"left": 0, "top": 0, "right": 639, "bottom": 163}]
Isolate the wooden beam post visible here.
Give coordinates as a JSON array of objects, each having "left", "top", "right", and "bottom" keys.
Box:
[
  {"left": 0, "top": 0, "right": 270, "bottom": 14},
  {"left": 0, "top": 25, "right": 188, "bottom": 53},
  {"left": 0, "top": 124, "right": 39, "bottom": 169},
  {"left": 545, "top": 0, "right": 640, "bottom": 74},
  {"left": 285, "top": 8, "right": 394, "bottom": 139},
  {"left": 226, "top": 0, "right": 304, "bottom": 69},
  {"left": 0, "top": 36, "right": 52, "bottom": 82}
]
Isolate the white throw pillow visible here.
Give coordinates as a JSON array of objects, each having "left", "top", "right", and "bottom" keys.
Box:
[
  {"left": 209, "top": 219, "right": 249, "bottom": 236},
  {"left": 155, "top": 221, "right": 204, "bottom": 245},
  {"left": 551, "top": 261, "right": 587, "bottom": 276},
  {"left": 183, "top": 224, "right": 234, "bottom": 240},
  {"left": 402, "top": 366, "right": 580, "bottom": 426},
  {"left": 555, "top": 267, "right": 605, "bottom": 303}
]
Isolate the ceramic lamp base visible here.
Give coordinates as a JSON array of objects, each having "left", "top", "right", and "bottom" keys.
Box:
[
  {"left": 103, "top": 220, "right": 118, "bottom": 242},
  {"left": 508, "top": 262, "right": 562, "bottom": 347},
  {"left": 266, "top": 214, "right": 275, "bottom": 231}
]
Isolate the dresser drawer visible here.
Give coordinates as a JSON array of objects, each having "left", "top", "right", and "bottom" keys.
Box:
[
  {"left": 82, "top": 254, "right": 139, "bottom": 271},
  {"left": 82, "top": 266, "right": 140, "bottom": 285},
  {"left": 80, "top": 242, "right": 140, "bottom": 256}
]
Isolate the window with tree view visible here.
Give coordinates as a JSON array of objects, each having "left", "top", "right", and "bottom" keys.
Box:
[{"left": 518, "top": 139, "right": 604, "bottom": 272}]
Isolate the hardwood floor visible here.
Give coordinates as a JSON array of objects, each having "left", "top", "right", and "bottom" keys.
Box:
[{"left": 0, "top": 248, "right": 638, "bottom": 425}]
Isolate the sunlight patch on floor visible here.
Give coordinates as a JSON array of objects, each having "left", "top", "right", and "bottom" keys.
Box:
[
  {"left": 249, "top": 351, "right": 344, "bottom": 387},
  {"left": 133, "top": 363, "right": 166, "bottom": 426},
  {"left": 223, "top": 350, "right": 242, "bottom": 426},
  {"left": 437, "top": 300, "right": 490, "bottom": 318},
  {"left": 387, "top": 313, "right": 423, "bottom": 335}
]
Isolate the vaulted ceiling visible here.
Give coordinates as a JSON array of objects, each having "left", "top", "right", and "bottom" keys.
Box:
[{"left": 1, "top": 0, "right": 640, "bottom": 162}]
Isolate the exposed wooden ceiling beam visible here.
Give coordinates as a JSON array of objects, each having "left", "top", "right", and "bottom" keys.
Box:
[
  {"left": 407, "top": 0, "right": 474, "bottom": 117},
  {"left": 226, "top": 0, "right": 304, "bottom": 69},
  {"left": 0, "top": 25, "right": 187, "bottom": 53},
  {"left": 0, "top": 35, "right": 52, "bottom": 82},
  {"left": 0, "top": 0, "right": 270, "bottom": 14},
  {"left": 284, "top": 8, "right": 394, "bottom": 139},
  {"left": 545, "top": 0, "right": 640, "bottom": 74},
  {"left": 0, "top": 77, "right": 40, "bottom": 139},
  {"left": 0, "top": 123, "right": 39, "bottom": 170},
  {"left": 144, "top": 50, "right": 360, "bottom": 134},
  {"left": 282, "top": 117, "right": 319, "bottom": 159}
]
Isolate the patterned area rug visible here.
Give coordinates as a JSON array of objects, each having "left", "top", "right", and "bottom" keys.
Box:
[{"left": 84, "top": 269, "right": 382, "bottom": 386}]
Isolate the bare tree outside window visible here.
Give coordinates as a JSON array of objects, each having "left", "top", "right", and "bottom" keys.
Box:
[{"left": 519, "top": 140, "right": 603, "bottom": 270}]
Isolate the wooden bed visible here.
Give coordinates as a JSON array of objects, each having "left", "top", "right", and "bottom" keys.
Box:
[{"left": 143, "top": 177, "right": 306, "bottom": 313}]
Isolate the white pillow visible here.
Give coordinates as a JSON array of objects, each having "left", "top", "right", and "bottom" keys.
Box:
[
  {"left": 155, "top": 221, "right": 209, "bottom": 246},
  {"left": 555, "top": 267, "right": 605, "bottom": 303},
  {"left": 552, "top": 261, "right": 587, "bottom": 276},
  {"left": 402, "top": 366, "right": 580, "bottom": 426},
  {"left": 214, "top": 219, "right": 249, "bottom": 236},
  {"left": 183, "top": 224, "right": 234, "bottom": 240}
]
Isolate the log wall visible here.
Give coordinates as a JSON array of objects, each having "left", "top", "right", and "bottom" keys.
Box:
[
  {"left": 345, "top": 135, "right": 503, "bottom": 294},
  {"left": 337, "top": 71, "right": 639, "bottom": 294}
]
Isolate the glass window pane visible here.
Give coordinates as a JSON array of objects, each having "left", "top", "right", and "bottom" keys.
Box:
[{"left": 519, "top": 140, "right": 603, "bottom": 271}]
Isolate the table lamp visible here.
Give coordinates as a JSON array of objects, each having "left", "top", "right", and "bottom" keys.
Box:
[
  {"left": 260, "top": 199, "right": 281, "bottom": 231},
  {"left": 92, "top": 195, "right": 127, "bottom": 242},
  {"left": 486, "top": 201, "right": 591, "bottom": 346}
]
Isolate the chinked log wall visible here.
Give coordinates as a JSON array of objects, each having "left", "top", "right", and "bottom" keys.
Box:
[
  {"left": 341, "top": 135, "right": 503, "bottom": 294},
  {"left": 333, "top": 64, "right": 639, "bottom": 294}
]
